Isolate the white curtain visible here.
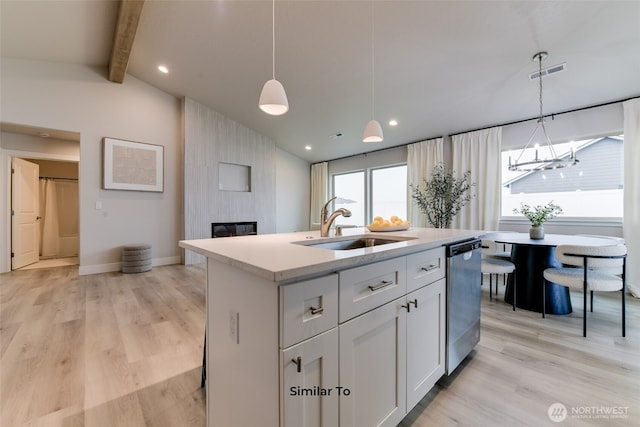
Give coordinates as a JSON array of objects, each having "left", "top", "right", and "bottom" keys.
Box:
[
  {"left": 406, "top": 138, "right": 444, "bottom": 227},
  {"left": 451, "top": 127, "right": 502, "bottom": 230},
  {"left": 310, "top": 162, "right": 328, "bottom": 228},
  {"left": 623, "top": 98, "right": 640, "bottom": 297},
  {"left": 39, "top": 178, "right": 60, "bottom": 258}
]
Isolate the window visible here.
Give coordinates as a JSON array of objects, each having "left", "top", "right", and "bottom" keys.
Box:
[
  {"left": 371, "top": 165, "right": 407, "bottom": 221},
  {"left": 333, "top": 171, "right": 365, "bottom": 226},
  {"left": 331, "top": 164, "right": 407, "bottom": 226},
  {"left": 502, "top": 135, "right": 623, "bottom": 218}
]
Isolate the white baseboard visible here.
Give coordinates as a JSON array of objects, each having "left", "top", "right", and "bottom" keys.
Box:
[
  {"left": 78, "top": 256, "right": 182, "bottom": 276},
  {"left": 153, "top": 256, "right": 182, "bottom": 267}
]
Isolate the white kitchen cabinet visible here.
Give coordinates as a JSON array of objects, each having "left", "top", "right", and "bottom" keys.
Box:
[
  {"left": 339, "top": 297, "right": 407, "bottom": 427},
  {"left": 339, "top": 256, "right": 407, "bottom": 323},
  {"left": 406, "top": 247, "right": 445, "bottom": 293},
  {"left": 406, "top": 278, "right": 446, "bottom": 410},
  {"left": 281, "top": 328, "right": 339, "bottom": 427},
  {"left": 338, "top": 249, "right": 446, "bottom": 423},
  {"left": 200, "top": 244, "right": 451, "bottom": 427},
  {"left": 339, "top": 278, "right": 446, "bottom": 427},
  {"left": 280, "top": 274, "right": 338, "bottom": 348}
]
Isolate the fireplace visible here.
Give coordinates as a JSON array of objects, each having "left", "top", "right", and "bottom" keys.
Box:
[{"left": 211, "top": 221, "right": 257, "bottom": 238}]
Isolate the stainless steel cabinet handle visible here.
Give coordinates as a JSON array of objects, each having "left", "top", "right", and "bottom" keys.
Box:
[
  {"left": 421, "top": 265, "right": 437, "bottom": 272},
  {"left": 292, "top": 356, "right": 302, "bottom": 373},
  {"left": 309, "top": 306, "right": 324, "bottom": 315},
  {"left": 409, "top": 299, "right": 418, "bottom": 309},
  {"left": 368, "top": 280, "right": 394, "bottom": 292},
  {"left": 401, "top": 303, "right": 411, "bottom": 313}
]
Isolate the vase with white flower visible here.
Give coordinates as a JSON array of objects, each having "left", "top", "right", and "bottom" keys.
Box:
[{"left": 513, "top": 201, "right": 563, "bottom": 239}]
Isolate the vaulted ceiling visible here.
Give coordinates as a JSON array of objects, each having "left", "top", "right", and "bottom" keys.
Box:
[{"left": 2, "top": 1, "right": 639, "bottom": 163}]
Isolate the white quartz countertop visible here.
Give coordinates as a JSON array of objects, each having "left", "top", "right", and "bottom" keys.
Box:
[{"left": 179, "top": 227, "right": 484, "bottom": 283}]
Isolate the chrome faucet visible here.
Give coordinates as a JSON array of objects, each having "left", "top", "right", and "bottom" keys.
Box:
[{"left": 320, "top": 196, "right": 352, "bottom": 237}]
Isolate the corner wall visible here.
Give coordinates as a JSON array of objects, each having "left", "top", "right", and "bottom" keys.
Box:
[
  {"left": 183, "top": 97, "right": 277, "bottom": 264},
  {"left": 0, "top": 58, "right": 182, "bottom": 274}
]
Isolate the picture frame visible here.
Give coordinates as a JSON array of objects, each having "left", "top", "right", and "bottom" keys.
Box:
[{"left": 103, "top": 137, "right": 164, "bottom": 192}]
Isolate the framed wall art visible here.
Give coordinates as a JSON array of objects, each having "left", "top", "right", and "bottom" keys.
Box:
[{"left": 103, "top": 137, "right": 164, "bottom": 192}]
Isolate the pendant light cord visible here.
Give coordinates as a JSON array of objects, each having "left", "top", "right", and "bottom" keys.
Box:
[
  {"left": 538, "top": 54, "right": 543, "bottom": 121},
  {"left": 371, "top": 1, "right": 375, "bottom": 118},
  {"left": 272, "top": 0, "right": 276, "bottom": 80}
]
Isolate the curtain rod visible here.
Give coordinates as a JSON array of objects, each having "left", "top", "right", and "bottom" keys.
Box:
[
  {"left": 314, "top": 95, "right": 637, "bottom": 165},
  {"left": 448, "top": 96, "right": 637, "bottom": 138},
  {"left": 317, "top": 135, "right": 444, "bottom": 164},
  {"left": 40, "top": 176, "right": 78, "bottom": 181}
]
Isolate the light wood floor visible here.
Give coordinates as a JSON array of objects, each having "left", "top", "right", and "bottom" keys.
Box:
[
  {"left": 2, "top": 265, "right": 639, "bottom": 426},
  {"left": 1, "top": 264, "right": 206, "bottom": 427}
]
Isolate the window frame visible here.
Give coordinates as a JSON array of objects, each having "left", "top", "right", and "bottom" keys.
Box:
[
  {"left": 330, "top": 163, "right": 408, "bottom": 226},
  {"left": 368, "top": 163, "right": 408, "bottom": 224},
  {"left": 331, "top": 169, "right": 366, "bottom": 227},
  {"left": 499, "top": 134, "right": 624, "bottom": 223}
]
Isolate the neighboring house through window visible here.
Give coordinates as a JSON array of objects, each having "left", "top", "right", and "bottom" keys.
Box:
[{"left": 502, "top": 135, "right": 623, "bottom": 218}]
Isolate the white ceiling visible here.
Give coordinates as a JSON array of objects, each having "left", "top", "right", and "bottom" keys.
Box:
[{"left": 2, "top": 1, "right": 639, "bottom": 163}]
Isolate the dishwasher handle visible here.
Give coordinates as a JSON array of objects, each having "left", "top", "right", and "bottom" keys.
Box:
[{"left": 447, "top": 239, "right": 481, "bottom": 257}]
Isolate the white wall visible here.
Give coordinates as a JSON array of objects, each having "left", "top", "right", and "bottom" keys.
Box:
[
  {"left": 1, "top": 58, "right": 182, "bottom": 274},
  {"left": 182, "top": 97, "right": 277, "bottom": 264},
  {"left": 276, "top": 147, "right": 310, "bottom": 232}
]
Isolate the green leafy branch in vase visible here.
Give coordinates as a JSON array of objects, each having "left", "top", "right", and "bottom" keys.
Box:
[
  {"left": 410, "top": 163, "right": 475, "bottom": 229},
  {"left": 513, "top": 201, "right": 563, "bottom": 226}
]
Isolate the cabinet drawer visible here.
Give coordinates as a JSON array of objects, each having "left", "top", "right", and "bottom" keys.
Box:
[
  {"left": 339, "top": 257, "right": 406, "bottom": 323},
  {"left": 280, "top": 274, "right": 339, "bottom": 348},
  {"left": 406, "top": 247, "right": 445, "bottom": 293}
]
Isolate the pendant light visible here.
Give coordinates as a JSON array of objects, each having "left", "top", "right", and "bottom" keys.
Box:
[
  {"left": 362, "top": 2, "right": 383, "bottom": 143},
  {"left": 508, "top": 51, "right": 578, "bottom": 171},
  {"left": 259, "top": 0, "right": 289, "bottom": 116}
]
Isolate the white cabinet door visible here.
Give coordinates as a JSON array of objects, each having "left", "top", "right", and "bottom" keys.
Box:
[
  {"left": 406, "top": 278, "right": 446, "bottom": 411},
  {"left": 339, "top": 298, "right": 407, "bottom": 427},
  {"left": 281, "top": 328, "right": 339, "bottom": 427}
]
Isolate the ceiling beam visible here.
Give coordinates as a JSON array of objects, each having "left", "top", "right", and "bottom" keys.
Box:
[{"left": 108, "top": 0, "right": 145, "bottom": 83}]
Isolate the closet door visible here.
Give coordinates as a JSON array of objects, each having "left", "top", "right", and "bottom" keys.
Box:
[{"left": 11, "top": 158, "right": 39, "bottom": 269}]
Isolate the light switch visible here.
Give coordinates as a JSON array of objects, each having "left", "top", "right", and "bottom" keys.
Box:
[{"left": 95, "top": 201, "right": 102, "bottom": 210}]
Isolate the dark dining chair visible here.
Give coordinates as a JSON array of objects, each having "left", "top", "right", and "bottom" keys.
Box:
[{"left": 543, "top": 244, "right": 626, "bottom": 337}]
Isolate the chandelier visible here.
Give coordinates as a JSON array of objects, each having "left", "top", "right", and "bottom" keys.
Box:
[{"left": 508, "top": 52, "right": 578, "bottom": 172}]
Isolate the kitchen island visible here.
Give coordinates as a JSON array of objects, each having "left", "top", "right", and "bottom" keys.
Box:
[{"left": 179, "top": 227, "right": 483, "bottom": 427}]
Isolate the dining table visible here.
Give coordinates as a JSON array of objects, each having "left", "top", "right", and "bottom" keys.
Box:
[{"left": 482, "top": 232, "right": 619, "bottom": 314}]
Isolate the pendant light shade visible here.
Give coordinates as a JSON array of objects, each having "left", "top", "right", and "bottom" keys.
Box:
[
  {"left": 259, "top": 79, "right": 289, "bottom": 116},
  {"left": 363, "top": 119, "right": 384, "bottom": 143},
  {"left": 259, "top": 0, "right": 288, "bottom": 116}
]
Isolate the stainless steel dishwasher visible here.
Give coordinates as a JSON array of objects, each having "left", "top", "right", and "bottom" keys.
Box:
[{"left": 445, "top": 238, "right": 482, "bottom": 375}]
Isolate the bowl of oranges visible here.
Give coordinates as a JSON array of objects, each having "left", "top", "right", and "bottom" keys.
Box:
[{"left": 367, "top": 215, "right": 410, "bottom": 232}]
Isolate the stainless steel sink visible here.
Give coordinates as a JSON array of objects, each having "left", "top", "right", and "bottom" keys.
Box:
[{"left": 294, "top": 235, "right": 416, "bottom": 250}]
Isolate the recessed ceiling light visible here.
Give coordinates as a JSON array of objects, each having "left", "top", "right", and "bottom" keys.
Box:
[
  {"left": 389, "top": 119, "right": 398, "bottom": 127},
  {"left": 38, "top": 132, "right": 49, "bottom": 138},
  {"left": 305, "top": 145, "right": 312, "bottom": 151},
  {"left": 158, "top": 65, "right": 169, "bottom": 74}
]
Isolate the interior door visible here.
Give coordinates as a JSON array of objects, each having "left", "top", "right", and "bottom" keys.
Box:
[{"left": 11, "top": 158, "right": 40, "bottom": 269}]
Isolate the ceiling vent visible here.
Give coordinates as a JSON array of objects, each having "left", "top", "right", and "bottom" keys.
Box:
[{"left": 529, "top": 62, "right": 567, "bottom": 80}]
